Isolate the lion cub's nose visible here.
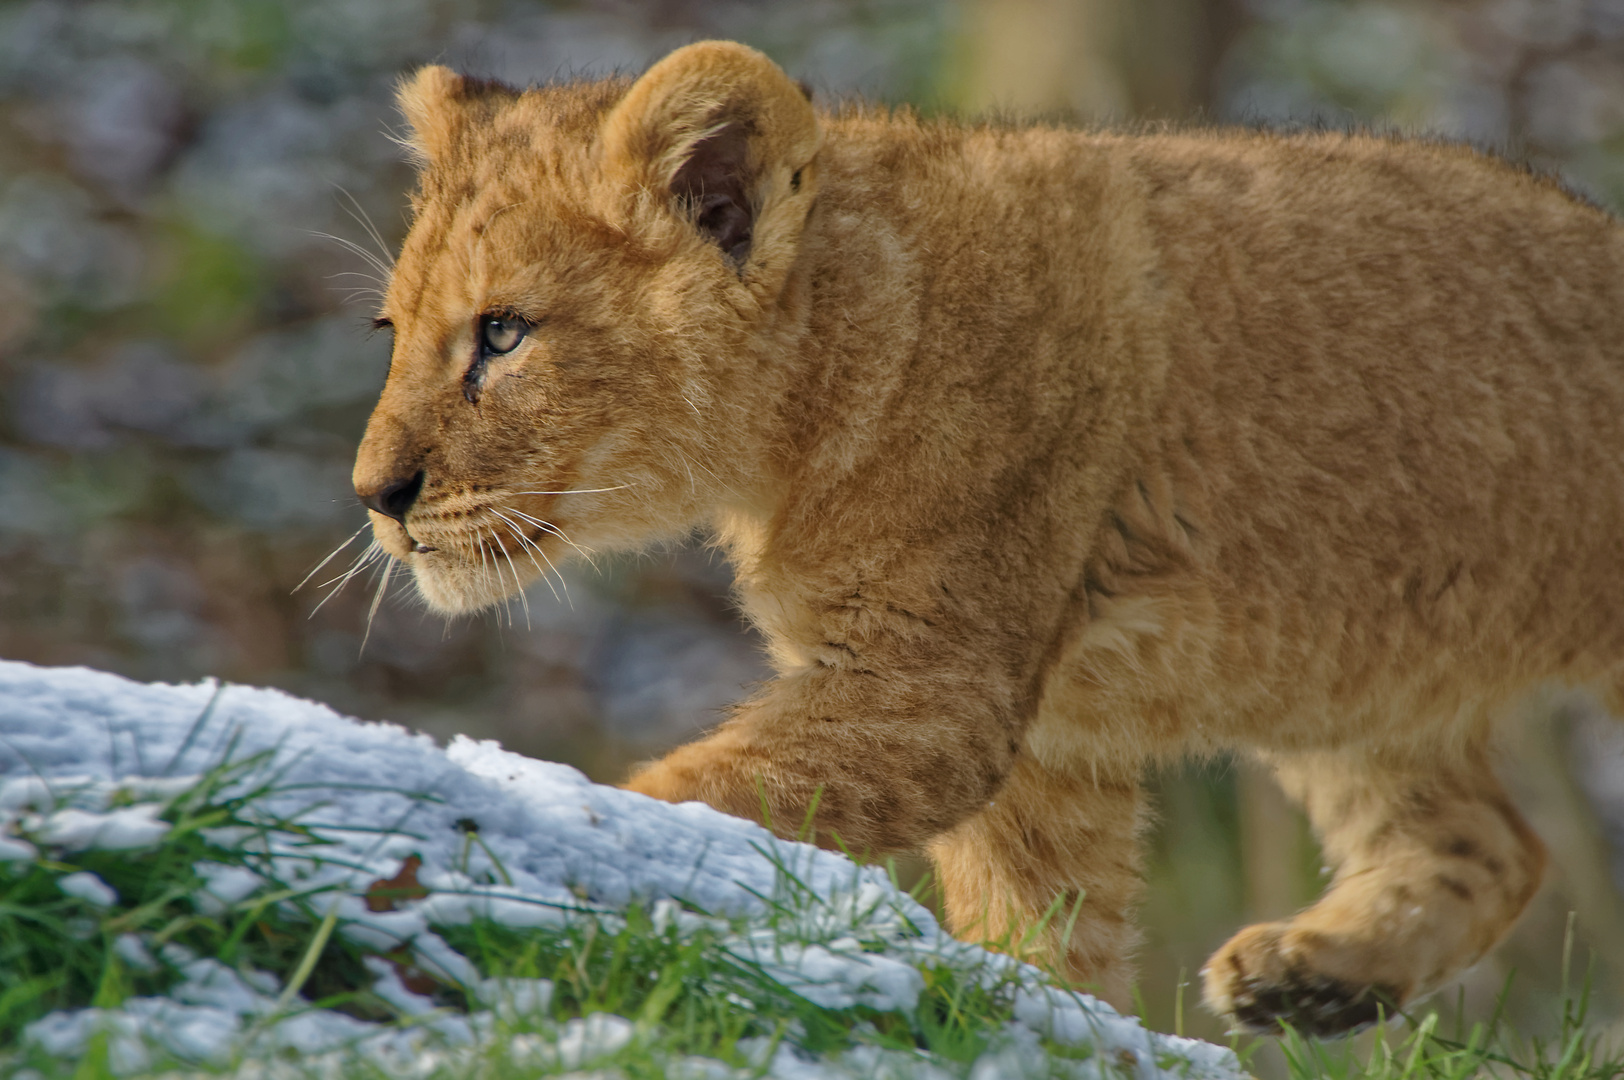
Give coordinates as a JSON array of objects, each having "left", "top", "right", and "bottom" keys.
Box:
[{"left": 357, "top": 470, "right": 425, "bottom": 523}]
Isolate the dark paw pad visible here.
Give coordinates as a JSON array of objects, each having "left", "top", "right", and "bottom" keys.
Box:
[{"left": 1230, "top": 967, "right": 1397, "bottom": 1037}]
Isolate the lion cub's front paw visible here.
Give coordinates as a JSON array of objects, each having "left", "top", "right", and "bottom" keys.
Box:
[
  {"left": 1203, "top": 922, "right": 1403, "bottom": 1037},
  {"left": 621, "top": 761, "right": 690, "bottom": 803},
  {"left": 621, "top": 757, "right": 761, "bottom": 824}
]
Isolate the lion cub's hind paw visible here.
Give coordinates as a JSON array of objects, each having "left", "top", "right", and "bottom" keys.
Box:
[{"left": 1203, "top": 922, "right": 1402, "bottom": 1037}]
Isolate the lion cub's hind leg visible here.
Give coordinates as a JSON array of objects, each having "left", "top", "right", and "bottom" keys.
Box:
[
  {"left": 1204, "top": 749, "right": 1546, "bottom": 1036},
  {"left": 926, "top": 757, "right": 1146, "bottom": 1011}
]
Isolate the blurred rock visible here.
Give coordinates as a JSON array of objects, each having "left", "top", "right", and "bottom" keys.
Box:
[
  {"left": 0, "top": 174, "right": 147, "bottom": 307},
  {"left": 0, "top": 264, "right": 40, "bottom": 360},
  {"left": 26, "top": 57, "right": 188, "bottom": 205},
  {"left": 12, "top": 343, "right": 203, "bottom": 450},
  {"left": 1221, "top": 0, "right": 1624, "bottom": 212},
  {"left": 1523, "top": 57, "right": 1624, "bottom": 151},
  {"left": 590, "top": 609, "right": 769, "bottom": 747},
  {"left": 0, "top": 449, "right": 71, "bottom": 542},
  {"left": 115, "top": 555, "right": 207, "bottom": 652},
  {"left": 169, "top": 89, "right": 383, "bottom": 260},
  {"left": 199, "top": 315, "right": 389, "bottom": 445},
  {"left": 1482, "top": 0, "right": 1587, "bottom": 50},
  {"left": 187, "top": 446, "right": 358, "bottom": 530}
]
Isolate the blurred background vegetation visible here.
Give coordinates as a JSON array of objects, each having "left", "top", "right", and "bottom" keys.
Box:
[{"left": 3, "top": 0, "right": 1624, "bottom": 1060}]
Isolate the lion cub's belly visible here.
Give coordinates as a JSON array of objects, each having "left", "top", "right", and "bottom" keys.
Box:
[{"left": 1023, "top": 564, "right": 1612, "bottom": 772}]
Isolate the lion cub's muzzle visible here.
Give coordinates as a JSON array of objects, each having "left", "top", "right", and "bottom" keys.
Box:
[
  {"left": 356, "top": 469, "right": 425, "bottom": 524},
  {"left": 356, "top": 468, "right": 440, "bottom": 557}
]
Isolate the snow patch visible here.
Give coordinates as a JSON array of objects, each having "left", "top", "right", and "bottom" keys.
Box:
[
  {"left": 0, "top": 659, "right": 1242, "bottom": 1078},
  {"left": 56, "top": 870, "right": 118, "bottom": 907}
]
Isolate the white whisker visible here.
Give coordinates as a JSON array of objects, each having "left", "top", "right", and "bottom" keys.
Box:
[
  {"left": 674, "top": 448, "right": 737, "bottom": 500},
  {"left": 308, "top": 229, "right": 393, "bottom": 283},
  {"left": 335, "top": 186, "right": 396, "bottom": 271},
  {"left": 484, "top": 530, "right": 516, "bottom": 629},
  {"left": 316, "top": 539, "right": 382, "bottom": 591},
  {"left": 309, "top": 541, "right": 385, "bottom": 616},
  {"left": 326, "top": 271, "right": 388, "bottom": 302},
  {"left": 491, "top": 509, "right": 566, "bottom": 605},
  {"left": 502, "top": 506, "right": 598, "bottom": 570},
  {"left": 512, "top": 484, "right": 632, "bottom": 496},
  {"left": 491, "top": 512, "right": 551, "bottom": 591},
  {"left": 337, "top": 287, "right": 387, "bottom": 306},
  {"left": 295, "top": 524, "right": 370, "bottom": 593},
  {"left": 359, "top": 558, "right": 396, "bottom": 655},
  {"left": 531, "top": 539, "right": 572, "bottom": 611},
  {"left": 491, "top": 525, "right": 532, "bottom": 630},
  {"left": 474, "top": 533, "right": 502, "bottom": 627},
  {"left": 676, "top": 451, "right": 696, "bottom": 495}
]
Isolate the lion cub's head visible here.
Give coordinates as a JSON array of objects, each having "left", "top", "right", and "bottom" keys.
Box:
[{"left": 353, "top": 42, "right": 822, "bottom": 614}]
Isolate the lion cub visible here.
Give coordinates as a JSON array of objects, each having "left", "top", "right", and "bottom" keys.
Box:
[{"left": 352, "top": 41, "right": 1624, "bottom": 1034}]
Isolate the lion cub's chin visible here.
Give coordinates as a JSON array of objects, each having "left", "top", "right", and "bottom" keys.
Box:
[{"left": 407, "top": 555, "right": 526, "bottom": 617}]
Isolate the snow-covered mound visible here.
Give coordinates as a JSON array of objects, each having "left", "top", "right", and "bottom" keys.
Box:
[{"left": 0, "top": 660, "right": 1242, "bottom": 1079}]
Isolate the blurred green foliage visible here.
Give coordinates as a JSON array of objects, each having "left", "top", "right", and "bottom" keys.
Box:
[{"left": 152, "top": 224, "right": 267, "bottom": 345}]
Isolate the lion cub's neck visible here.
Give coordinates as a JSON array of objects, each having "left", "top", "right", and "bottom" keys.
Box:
[{"left": 712, "top": 118, "right": 1163, "bottom": 653}]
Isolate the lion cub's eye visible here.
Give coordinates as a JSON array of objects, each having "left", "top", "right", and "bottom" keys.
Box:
[
  {"left": 464, "top": 313, "right": 533, "bottom": 403},
  {"left": 480, "top": 314, "right": 527, "bottom": 355}
]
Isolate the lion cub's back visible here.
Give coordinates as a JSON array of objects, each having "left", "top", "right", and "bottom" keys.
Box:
[{"left": 1086, "top": 131, "right": 1624, "bottom": 748}]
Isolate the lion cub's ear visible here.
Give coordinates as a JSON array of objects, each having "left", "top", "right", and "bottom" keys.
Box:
[
  {"left": 396, "top": 66, "right": 518, "bottom": 167},
  {"left": 599, "top": 41, "right": 822, "bottom": 272},
  {"left": 396, "top": 65, "right": 464, "bottom": 167}
]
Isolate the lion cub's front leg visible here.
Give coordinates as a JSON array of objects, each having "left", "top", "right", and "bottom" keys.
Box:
[
  {"left": 1205, "top": 749, "right": 1546, "bottom": 1036},
  {"left": 628, "top": 677, "right": 1147, "bottom": 1008},
  {"left": 624, "top": 664, "right": 1022, "bottom": 855},
  {"left": 928, "top": 756, "right": 1146, "bottom": 1010}
]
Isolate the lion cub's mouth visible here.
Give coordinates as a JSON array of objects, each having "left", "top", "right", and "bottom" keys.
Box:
[
  {"left": 339, "top": 480, "right": 619, "bottom": 618},
  {"left": 400, "top": 502, "right": 581, "bottom": 616}
]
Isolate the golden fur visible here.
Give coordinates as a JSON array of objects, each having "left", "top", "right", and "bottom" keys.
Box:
[{"left": 353, "top": 42, "right": 1624, "bottom": 1034}]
